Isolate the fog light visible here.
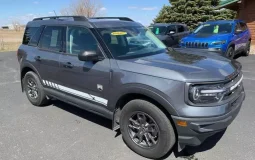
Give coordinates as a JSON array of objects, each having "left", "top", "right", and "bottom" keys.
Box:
[{"left": 177, "top": 120, "right": 187, "bottom": 127}]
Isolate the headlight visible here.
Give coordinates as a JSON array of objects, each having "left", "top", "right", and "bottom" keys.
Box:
[
  {"left": 212, "top": 40, "right": 227, "bottom": 45},
  {"left": 188, "top": 84, "right": 226, "bottom": 104}
]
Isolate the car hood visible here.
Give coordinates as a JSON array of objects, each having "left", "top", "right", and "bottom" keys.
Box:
[
  {"left": 183, "top": 33, "right": 230, "bottom": 42},
  {"left": 116, "top": 48, "right": 241, "bottom": 82}
]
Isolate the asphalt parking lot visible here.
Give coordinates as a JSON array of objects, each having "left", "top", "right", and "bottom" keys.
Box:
[{"left": 0, "top": 52, "right": 255, "bottom": 160}]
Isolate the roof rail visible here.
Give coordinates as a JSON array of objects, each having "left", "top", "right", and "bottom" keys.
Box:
[
  {"left": 89, "top": 17, "right": 134, "bottom": 22},
  {"left": 33, "top": 16, "right": 88, "bottom": 21}
]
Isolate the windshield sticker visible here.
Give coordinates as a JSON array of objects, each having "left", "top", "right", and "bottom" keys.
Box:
[
  {"left": 204, "top": 24, "right": 210, "bottom": 27},
  {"left": 213, "top": 25, "right": 219, "bottom": 33},
  {"left": 111, "top": 31, "right": 127, "bottom": 36},
  {"left": 155, "top": 28, "right": 160, "bottom": 35}
]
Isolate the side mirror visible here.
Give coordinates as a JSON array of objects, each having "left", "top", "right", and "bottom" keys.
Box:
[
  {"left": 168, "top": 31, "right": 175, "bottom": 35},
  {"left": 78, "top": 50, "right": 103, "bottom": 62},
  {"left": 235, "top": 29, "right": 243, "bottom": 34}
]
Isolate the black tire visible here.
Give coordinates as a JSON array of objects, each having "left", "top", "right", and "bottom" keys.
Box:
[
  {"left": 226, "top": 46, "right": 235, "bottom": 59},
  {"left": 120, "top": 99, "right": 176, "bottom": 159},
  {"left": 23, "top": 71, "right": 49, "bottom": 106},
  {"left": 243, "top": 41, "right": 251, "bottom": 56}
]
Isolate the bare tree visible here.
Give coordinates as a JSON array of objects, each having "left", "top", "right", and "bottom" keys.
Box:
[
  {"left": 60, "top": 0, "right": 103, "bottom": 17},
  {"left": 12, "top": 21, "right": 21, "bottom": 31}
]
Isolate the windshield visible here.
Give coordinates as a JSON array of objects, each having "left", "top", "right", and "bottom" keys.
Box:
[
  {"left": 149, "top": 26, "right": 167, "bottom": 35},
  {"left": 194, "top": 23, "right": 233, "bottom": 35},
  {"left": 98, "top": 26, "right": 166, "bottom": 59}
]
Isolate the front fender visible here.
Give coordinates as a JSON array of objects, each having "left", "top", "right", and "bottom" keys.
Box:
[{"left": 108, "top": 83, "right": 179, "bottom": 116}]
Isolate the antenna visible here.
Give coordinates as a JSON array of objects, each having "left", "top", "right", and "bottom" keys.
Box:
[{"left": 53, "top": 10, "right": 57, "bottom": 16}]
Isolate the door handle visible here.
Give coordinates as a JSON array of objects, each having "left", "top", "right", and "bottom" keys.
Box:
[
  {"left": 34, "top": 56, "right": 41, "bottom": 61},
  {"left": 63, "top": 62, "right": 74, "bottom": 68}
]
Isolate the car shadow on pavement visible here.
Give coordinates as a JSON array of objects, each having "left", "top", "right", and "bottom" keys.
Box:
[
  {"left": 172, "top": 129, "right": 226, "bottom": 159},
  {"left": 52, "top": 100, "right": 113, "bottom": 130}
]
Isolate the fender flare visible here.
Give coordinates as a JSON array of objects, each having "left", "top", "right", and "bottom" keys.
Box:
[
  {"left": 20, "top": 61, "right": 42, "bottom": 91},
  {"left": 109, "top": 84, "right": 179, "bottom": 116}
]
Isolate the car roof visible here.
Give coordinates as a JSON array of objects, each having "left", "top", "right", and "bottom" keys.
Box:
[
  {"left": 151, "top": 23, "right": 186, "bottom": 26},
  {"left": 205, "top": 19, "right": 245, "bottom": 24},
  {"left": 26, "top": 16, "right": 142, "bottom": 28}
]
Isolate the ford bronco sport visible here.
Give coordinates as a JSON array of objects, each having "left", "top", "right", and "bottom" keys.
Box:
[{"left": 18, "top": 16, "right": 245, "bottom": 159}]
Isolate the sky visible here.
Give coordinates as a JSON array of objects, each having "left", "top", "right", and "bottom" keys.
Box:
[{"left": 0, "top": 0, "right": 170, "bottom": 26}]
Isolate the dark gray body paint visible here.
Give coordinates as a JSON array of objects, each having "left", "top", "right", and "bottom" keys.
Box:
[{"left": 18, "top": 18, "right": 245, "bottom": 149}]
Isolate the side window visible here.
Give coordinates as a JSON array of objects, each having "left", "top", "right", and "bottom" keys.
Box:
[
  {"left": 240, "top": 22, "right": 247, "bottom": 31},
  {"left": 28, "top": 26, "right": 45, "bottom": 46},
  {"left": 168, "top": 26, "right": 176, "bottom": 33},
  {"left": 22, "top": 27, "right": 39, "bottom": 45},
  {"left": 235, "top": 23, "right": 242, "bottom": 34},
  {"left": 177, "top": 25, "right": 185, "bottom": 33},
  {"left": 39, "top": 26, "right": 64, "bottom": 52},
  {"left": 66, "top": 26, "right": 98, "bottom": 55}
]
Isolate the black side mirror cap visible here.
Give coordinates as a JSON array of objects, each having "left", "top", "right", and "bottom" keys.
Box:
[{"left": 78, "top": 50, "right": 103, "bottom": 62}]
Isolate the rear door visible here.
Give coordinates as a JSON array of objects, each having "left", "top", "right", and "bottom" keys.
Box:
[{"left": 37, "top": 26, "right": 64, "bottom": 87}]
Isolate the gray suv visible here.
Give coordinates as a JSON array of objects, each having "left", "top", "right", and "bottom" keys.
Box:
[{"left": 18, "top": 16, "right": 245, "bottom": 159}]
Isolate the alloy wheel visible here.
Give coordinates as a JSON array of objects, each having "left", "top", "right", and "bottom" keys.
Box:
[
  {"left": 27, "top": 78, "right": 38, "bottom": 99},
  {"left": 127, "top": 112, "right": 159, "bottom": 148}
]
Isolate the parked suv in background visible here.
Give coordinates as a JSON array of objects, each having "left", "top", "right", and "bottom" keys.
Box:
[
  {"left": 18, "top": 16, "right": 245, "bottom": 159},
  {"left": 149, "top": 23, "right": 190, "bottom": 47},
  {"left": 180, "top": 20, "right": 251, "bottom": 59}
]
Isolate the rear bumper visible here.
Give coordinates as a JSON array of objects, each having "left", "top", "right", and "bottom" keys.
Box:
[{"left": 171, "top": 91, "right": 245, "bottom": 148}]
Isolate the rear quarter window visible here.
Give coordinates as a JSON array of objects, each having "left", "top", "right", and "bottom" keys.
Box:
[{"left": 22, "top": 27, "right": 39, "bottom": 45}]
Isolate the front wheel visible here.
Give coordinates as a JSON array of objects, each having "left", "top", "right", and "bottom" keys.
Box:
[
  {"left": 120, "top": 100, "right": 176, "bottom": 159},
  {"left": 226, "top": 46, "right": 235, "bottom": 59}
]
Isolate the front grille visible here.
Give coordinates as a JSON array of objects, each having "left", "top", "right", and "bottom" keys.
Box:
[
  {"left": 185, "top": 42, "right": 209, "bottom": 48},
  {"left": 222, "top": 73, "right": 243, "bottom": 100}
]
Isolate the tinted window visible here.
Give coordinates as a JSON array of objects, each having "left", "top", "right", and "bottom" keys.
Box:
[
  {"left": 177, "top": 25, "right": 185, "bottom": 32},
  {"left": 39, "top": 26, "right": 63, "bottom": 52},
  {"left": 22, "top": 27, "right": 39, "bottom": 45},
  {"left": 149, "top": 26, "right": 167, "bottom": 35},
  {"left": 28, "top": 26, "right": 44, "bottom": 46},
  {"left": 66, "top": 26, "right": 98, "bottom": 55},
  {"left": 240, "top": 22, "right": 248, "bottom": 31},
  {"left": 168, "top": 26, "right": 176, "bottom": 33},
  {"left": 235, "top": 23, "right": 242, "bottom": 33}
]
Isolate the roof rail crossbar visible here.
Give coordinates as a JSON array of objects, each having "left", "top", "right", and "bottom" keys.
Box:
[
  {"left": 33, "top": 16, "right": 88, "bottom": 21},
  {"left": 89, "top": 17, "right": 134, "bottom": 22}
]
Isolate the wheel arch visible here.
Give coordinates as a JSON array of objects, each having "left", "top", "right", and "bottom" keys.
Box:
[
  {"left": 20, "top": 63, "right": 41, "bottom": 92},
  {"left": 111, "top": 86, "right": 178, "bottom": 131}
]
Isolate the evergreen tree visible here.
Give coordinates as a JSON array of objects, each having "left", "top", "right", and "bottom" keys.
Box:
[{"left": 154, "top": 0, "right": 236, "bottom": 30}]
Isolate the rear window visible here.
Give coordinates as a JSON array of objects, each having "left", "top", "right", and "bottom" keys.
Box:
[
  {"left": 28, "top": 26, "right": 45, "bottom": 46},
  {"left": 22, "top": 27, "right": 39, "bottom": 45}
]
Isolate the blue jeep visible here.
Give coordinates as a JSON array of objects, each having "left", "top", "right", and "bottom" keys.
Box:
[{"left": 180, "top": 20, "right": 251, "bottom": 58}]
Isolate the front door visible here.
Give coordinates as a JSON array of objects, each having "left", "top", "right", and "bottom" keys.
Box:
[
  {"left": 166, "top": 25, "right": 179, "bottom": 47},
  {"left": 57, "top": 26, "right": 110, "bottom": 107}
]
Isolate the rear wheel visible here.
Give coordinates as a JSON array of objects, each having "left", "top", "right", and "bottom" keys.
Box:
[
  {"left": 23, "top": 71, "right": 49, "bottom": 106},
  {"left": 243, "top": 41, "right": 251, "bottom": 56},
  {"left": 226, "top": 46, "right": 235, "bottom": 59},
  {"left": 120, "top": 99, "right": 176, "bottom": 159}
]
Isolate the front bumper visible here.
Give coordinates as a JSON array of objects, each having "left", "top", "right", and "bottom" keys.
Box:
[{"left": 171, "top": 91, "right": 245, "bottom": 148}]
